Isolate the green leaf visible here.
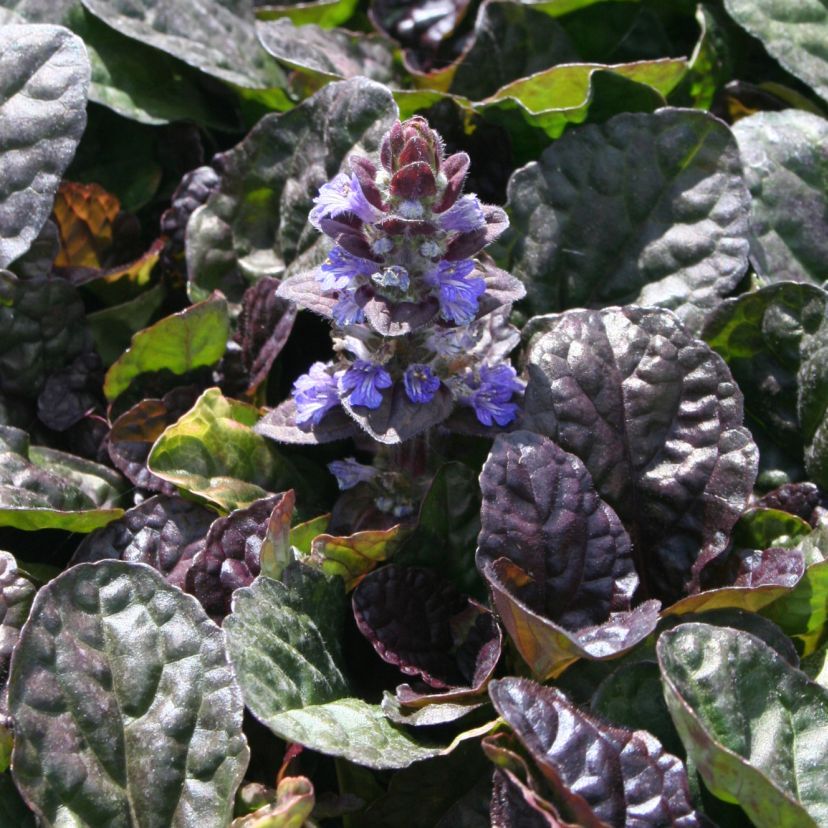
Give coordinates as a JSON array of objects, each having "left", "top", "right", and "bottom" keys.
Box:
[
  {"left": 702, "top": 282, "right": 828, "bottom": 488},
  {"left": 225, "top": 566, "right": 441, "bottom": 769},
  {"left": 9, "top": 560, "right": 249, "bottom": 827},
  {"left": 0, "top": 552, "right": 35, "bottom": 704},
  {"left": 232, "top": 776, "right": 315, "bottom": 828},
  {"left": 658, "top": 622, "right": 828, "bottom": 827},
  {"left": 733, "top": 110, "right": 828, "bottom": 285},
  {"left": 0, "top": 23, "right": 89, "bottom": 268},
  {"left": 724, "top": 0, "right": 828, "bottom": 103},
  {"left": 256, "top": 0, "right": 358, "bottom": 28},
  {"left": 185, "top": 77, "right": 398, "bottom": 303},
  {"left": 103, "top": 294, "right": 230, "bottom": 402},
  {"left": 801, "top": 638, "right": 828, "bottom": 689},
  {"left": 523, "top": 0, "right": 637, "bottom": 14},
  {"left": 396, "top": 463, "right": 484, "bottom": 600},
  {"left": 79, "top": 0, "right": 285, "bottom": 90},
  {"left": 0, "top": 426, "right": 124, "bottom": 532},
  {"left": 509, "top": 108, "right": 751, "bottom": 333},
  {"left": 147, "top": 388, "right": 295, "bottom": 512},
  {"left": 256, "top": 18, "right": 395, "bottom": 83},
  {"left": 732, "top": 507, "right": 814, "bottom": 549}
]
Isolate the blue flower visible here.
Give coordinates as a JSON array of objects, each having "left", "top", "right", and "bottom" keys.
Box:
[
  {"left": 468, "top": 364, "right": 524, "bottom": 427},
  {"left": 328, "top": 457, "right": 378, "bottom": 490},
  {"left": 309, "top": 173, "right": 381, "bottom": 229},
  {"left": 403, "top": 364, "right": 441, "bottom": 404},
  {"left": 332, "top": 290, "right": 366, "bottom": 326},
  {"left": 438, "top": 195, "right": 486, "bottom": 233},
  {"left": 339, "top": 360, "right": 392, "bottom": 409},
  {"left": 317, "top": 247, "right": 377, "bottom": 291},
  {"left": 427, "top": 259, "right": 486, "bottom": 325},
  {"left": 292, "top": 362, "right": 341, "bottom": 426}
]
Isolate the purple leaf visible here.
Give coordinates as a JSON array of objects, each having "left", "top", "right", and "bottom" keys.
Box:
[
  {"left": 489, "top": 677, "right": 703, "bottom": 827},
  {"left": 478, "top": 431, "right": 637, "bottom": 629},
  {"left": 485, "top": 557, "right": 660, "bottom": 679},
  {"left": 353, "top": 565, "right": 501, "bottom": 694},
  {"left": 276, "top": 270, "right": 341, "bottom": 319},
  {"left": 361, "top": 293, "right": 440, "bottom": 337},
  {"left": 756, "top": 482, "right": 825, "bottom": 526},
  {"left": 70, "top": 495, "right": 215, "bottom": 590},
  {"left": 445, "top": 207, "right": 511, "bottom": 260},
  {"left": 185, "top": 492, "right": 293, "bottom": 619},
  {"left": 235, "top": 277, "right": 297, "bottom": 395},
  {"left": 255, "top": 398, "right": 360, "bottom": 445},
  {"left": 476, "top": 260, "right": 526, "bottom": 317},
  {"left": 523, "top": 307, "right": 758, "bottom": 603},
  {"left": 342, "top": 381, "right": 455, "bottom": 444}
]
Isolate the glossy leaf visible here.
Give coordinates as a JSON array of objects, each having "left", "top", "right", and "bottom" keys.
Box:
[
  {"left": 256, "top": 0, "right": 358, "bottom": 28},
  {"left": 0, "top": 552, "right": 35, "bottom": 705},
  {"left": 186, "top": 492, "right": 293, "bottom": 619},
  {"left": 256, "top": 18, "right": 395, "bottom": 83},
  {"left": 186, "top": 77, "right": 397, "bottom": 303},
  {"left": 508, "top": 108, "right": 750, "bottom": 333},
  {"left": 80, "top": 0, "right": 284, "bottom": 90},
  {"left": 147, "top": 388, "right": 294, "bottom": 512},
  {"left": 103, "top": 295, "right": 230, "bottom": 402},
  {"left": 232, "top": 776, "right": 315, "bottom": 828},
  {"left": 353, "top": 565, "right": 501, "bottom": 693},
  {"left": 523, "top": 306, "right": 758, "bottom": 603},
  {"left": 0, "top": 271, "right": 88, "bottom": 398},
  {"left": 658, "top": 622, "right": 828, "bottom": 827},
  {"left": 702, "top": 281, "right": 828, "bottom": 488},
  {"left": 9, "top": 560, "right": 249, "bottom": 827},
  {"left": 225, "top": 566, "right": 441, "bottom": 768},
  {"left": 723, "top": 0, "right": 828, "bottom": 103},
  {"left": 0, "top": 24, "right": 89, "bottom": 268},
  {"left": 0, "top": 425, "right": 123, "bottom": 531},
  {"left": 70, "top": 495, "right": 215, "bottom": 590},
  {"left": 733, "top": 111, "right": 828, "bottom": 285},
  {"left": 478, "top": 431, "right": 638, "bottom": 628},
  {"left": 489, "top": 677, "right": 701, "bottom": 826}
]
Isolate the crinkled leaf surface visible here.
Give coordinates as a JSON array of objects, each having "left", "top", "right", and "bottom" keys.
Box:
[
  {"left": 224, "top": 566, "right": 441, "bottom": 768},
  {"left": 523, "top": 306, "right": 758, "bottom": 603},
  {"left": 186, "top": 492, "right": 291, "bottom": 619},
  {"left": 0, "top": 552, "right": 35, "bottom": 703},
  {"left": 79, "top": 0, "right": 284, "bottom": 90},
  {"left": 0, "top": 271, "right": 88, "bottom": 398},
  {"left": 702, "top": 281, "right": 828, "bottom": 488},
  {"left": 478, "top": 431, "right": 638, "bottom": 628},
  {"left": 658, "top": 622, "right": 828, "bottom": 827},
  {"left": 353, "top": 565, "right": 501, "bottom": 691},
  {"left": 723, "top": 0, "right": 828, "bottom": 103},
  {"left": 0, "top": 24, "right": 89, "bottom": 268},
  {"left": 107, "top": 388, "right": 200, "bottom": 495},
  {"left": 507, "top": 108, "right": 751, "bottom": 333},
  {"left": 147, "top": 388, "right": 294, "bottom": 512},
  {"left": 0, "top": 425, "right": 123, "bottom": 531},
  {"left": 8, "top": 560, "right": 249, "bottom": 828},
  {"left": 256, "top": 18, "right": 395, "bottom": 82},
  {"left": 103, "top": 295, "right": 230, "bottom": 402},
  {"left": 488, "top": 677, "right": 701, "bottom": 827},
  {"left": 70, "top": 495, "right": 215, "bottom": 590},
  {"left": 186, "top": 77, "right": 398, "bottom": 302},
  {"left": 733, "top": 111, "right": 828, "bottom": 285}
]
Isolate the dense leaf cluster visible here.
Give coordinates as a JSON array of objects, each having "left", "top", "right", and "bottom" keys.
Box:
[{"left": 1, "top": 0, "right": 828, "bottom": 826}]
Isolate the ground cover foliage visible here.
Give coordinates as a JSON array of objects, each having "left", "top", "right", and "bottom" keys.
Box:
[{"left": 0, "top": 0, "right": 827, "bottom": 825}]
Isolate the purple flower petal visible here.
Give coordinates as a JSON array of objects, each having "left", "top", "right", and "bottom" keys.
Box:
[
  {"left": 403, "top": 364, "right": 441, "bottom": 404},
  {"left": 468, "top": 364, "right": 524, "bottom": 427},
  {"left": 292, "top": 362, "right": 341, "bottom": 426},
  {"left": 317, "top": 247, "right": 377, "bottom": 291},
  {"left": 339, "top": 360, "right": 392, "bottom": 409},
  {"left": 332, "top": 290, "right": 366, "bottom": 326},
  {"left": 427, "top": 259, "right": 486, "bottom": 325},
  {"left": 438, "top": 194, "right": 486, "bottom": 233},
  {"left": 328, "top": 457, "right": 378, "bottom": 490},
  {"left": 309, "top": 172, "right": 381, "bottom": 229}
]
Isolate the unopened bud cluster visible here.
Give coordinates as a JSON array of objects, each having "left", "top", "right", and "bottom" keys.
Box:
[{"left": 276, "top": 116, "right": 526, "bottom": 444}]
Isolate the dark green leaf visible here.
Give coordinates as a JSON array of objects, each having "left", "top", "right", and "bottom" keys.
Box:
[
  {"left": 185, "top": 77, "right": 398, "bottom": 303},
  {"left": 256, "top": 0, "right": 358, "bottom": 28},
  {"left": 658, "top": 622, "right": 828, "bottom": 827},
  {"left": 733, "top": 111, "right": 828, "bottom": 285},
  {"left": 9, "top": 560, "right": 249, "bottom": 827},
  {"left": 723, "top": 0, "right": 828, "bottom": 103},
  {"left": 0, "top": 552, "right": 35, "bottom": 705},
  {"left": 103, "top": 295, "right": 230, "bottom": 402},
  {"left": 508, "top": 108, "right": 751, "bottom": 333},
  {"left": 147, "top": 388, "right": 295, "bottom": 512},
  {"left": 0, "top": 24, "right": 89, "bottom": 267}
]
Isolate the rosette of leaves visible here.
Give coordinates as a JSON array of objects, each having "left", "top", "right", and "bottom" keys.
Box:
[{"left": 259, "top": 115, "right": 526, "bottom": 445}]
